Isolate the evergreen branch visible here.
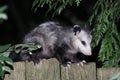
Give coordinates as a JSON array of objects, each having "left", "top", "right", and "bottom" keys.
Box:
[
  {"left": 89, "top": 0, "right": 120, "bottom": 67},
  {"left": 32, "top": 0, "right": 82, "bottom": 17}
]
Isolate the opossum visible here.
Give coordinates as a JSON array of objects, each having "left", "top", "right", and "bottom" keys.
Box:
[{"left": 19, "top": 21, "right": 92, "bottom": 66}]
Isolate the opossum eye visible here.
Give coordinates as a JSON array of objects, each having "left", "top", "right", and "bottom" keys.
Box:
[{"left": 81, "top": 41, "right": 86, "bottom": 46}]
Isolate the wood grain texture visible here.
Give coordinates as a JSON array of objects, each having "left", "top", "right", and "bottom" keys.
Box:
[
  {"left": 25, "top": 58, "right": 60, "bottom": 80},
  {"left": 97, "top": 68, "right": 120, "bottom": 80},
  {"left": 61, "top": 63, "right": 96, "bottom": 80},
  {"left": 4, "top": 62, "right": 25, "bottom": 80},
  {"left": 4, "top": 59, "right": 120, "bottom": 80}
]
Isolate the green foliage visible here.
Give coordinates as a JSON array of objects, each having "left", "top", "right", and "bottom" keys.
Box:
[
  {"left": 0, "top": 43, "right": 41, "bottom": 79},
  {"left": 0, "top": 44, "right": 12, "bottom": 79},
  {"left": 89, "top": 0, "right": 120, "bottom": 67},
  {"left": 110, "top": 72, "right": 120, "bottom": 80},
  {"left": 9, "top": 43, "right": 41, "bottom": 55},
  {"left": 32, "top": 0, "right": 82, "bottom": 17},
  {"left": 0, "top": 5, "right": 8, "bottom": 22},
  {"left": 0, "top": 4, "right": 11, "bottom": 79},
  {"left": 0, "top": 3, "right": 41, "bottom": 79}
]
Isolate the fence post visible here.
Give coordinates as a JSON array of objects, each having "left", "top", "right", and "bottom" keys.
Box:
[
  {"left": 4, "top": 59, "right": 97, "bottom": 80},
  {"left": 25, "top": 58, "right": 60, "bottom": 80},
  {"left": 4, "top": 62, "right": 26, "bottom": 80},
  {"left": 97, "top": 68, "right": 120, "bottom": 80},
  {"left": 61, "top": 63, "right": 96, "bottom": 80}
]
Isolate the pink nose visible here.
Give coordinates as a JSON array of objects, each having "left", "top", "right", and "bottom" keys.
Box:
[{"left": 86, "top": 52, "right": 92, "bottom": 56}]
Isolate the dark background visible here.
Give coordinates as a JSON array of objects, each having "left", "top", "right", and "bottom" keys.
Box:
[{"left": 0, "top": 0, "right": 96, "bottom": 45}]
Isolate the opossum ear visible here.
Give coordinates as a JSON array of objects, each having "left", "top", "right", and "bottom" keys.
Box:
[
  {"left": 87, "top": 29, "right": 92, "bottom": 35},
  {"left": 73, "top": 25, "right": 81, "bottom": 35}
]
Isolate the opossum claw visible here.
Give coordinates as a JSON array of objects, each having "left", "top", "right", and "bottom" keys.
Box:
[
  {"left": 67, "top": 64, "right": 71, "bottom": 69},
  {"left": 77, "top": 60, "right": 86, "bottom": 66}
]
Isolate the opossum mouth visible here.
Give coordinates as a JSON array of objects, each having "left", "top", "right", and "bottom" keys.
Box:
[
  {"left": 79, "top": 50, "right": 92, "bottom": 56},
  {"left": 78, "top": 52, "right": 92, "bottom": 56},
  {"left": 78, "top": 49, "right": 92, "bottom": 56},
  {"left": 83, "top": 52, "right": 92, "bottom": 56}
]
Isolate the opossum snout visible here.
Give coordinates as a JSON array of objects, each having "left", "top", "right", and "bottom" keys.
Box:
[
  {"left": 80, "top": 48, "right": 92, "bottom": 56},
  {"left": 85, "top": 52, "right": 92, "bottom": 56}
]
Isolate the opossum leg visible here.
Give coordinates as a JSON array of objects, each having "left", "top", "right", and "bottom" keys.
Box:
[
  {"left": 77, "top": 60, "right": 86, "bottom": 66},
  {"left": 55, "top": 53, "right": 78, "bottom": 67},
  {"left": 19, "top": 50, "right": 31, "bottom": 61},
  {"left": 63, "top": 53, "right": 80, "bottom": 63},
  {"left": 63, "top": 63, "right": 71, "bottom": 69},
  {"left": 55, "top": 54, "right": 68, "bottom": 67},
  {"left": 31, "top": 53, "right": 41, "bottom": 64}
]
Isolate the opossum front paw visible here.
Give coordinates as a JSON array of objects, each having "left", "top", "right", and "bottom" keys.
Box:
[
  {"left": 77, "top": 60, "right": 86, "bottom": 66},
  {"left": 62, "top": 63, "right": 71, "bottom": 69},
  {"left": 66, "top": 62, "right": 71, "bottom": 69},
  {"left": 61, "top": 62, "right": 68, "bottom": 67},
  {"left": 32, "top": 57, "right": 41, "bottom": 64},
  {"left": 59, "top": 61, "right": 70, "bottom": 67}
]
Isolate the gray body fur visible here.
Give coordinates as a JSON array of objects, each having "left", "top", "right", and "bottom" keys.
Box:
[{"left": 19, "top": 21, "right": 92, "bottom": 66}]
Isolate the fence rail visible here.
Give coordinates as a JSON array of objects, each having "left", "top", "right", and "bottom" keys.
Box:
[{"left": 4, "top": 59, "right": 120, "bottom": 80}]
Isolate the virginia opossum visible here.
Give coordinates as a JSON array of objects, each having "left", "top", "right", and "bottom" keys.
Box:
[{"left": 19, "top": 21, "right": 92, "bottom": 66}]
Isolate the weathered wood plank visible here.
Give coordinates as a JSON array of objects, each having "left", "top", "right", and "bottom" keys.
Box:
[
  {"left": 97, "top": 68, "right": 120, "bottom": 80},
  {"left": 25, "top": 58, "right": 60, "bottom": 80},
  {"left": 4, "top": 59, "right": 120, "bottom": 80},
  {"left": 61, "top": 63, "right": 96, "bottom": 80},
  {"left": 4, "top": 62, "right": 25, "bottom": 80},
  {"left": 4, "top": 60, "right": 97, "bottom": 80}
]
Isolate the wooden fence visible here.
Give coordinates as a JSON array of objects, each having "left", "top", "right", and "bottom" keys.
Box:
[{"left": 4, "top": 59, "right": 120, "bottom": 80}]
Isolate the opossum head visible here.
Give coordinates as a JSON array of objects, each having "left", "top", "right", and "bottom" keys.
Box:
[{"left": 72, "top": 25, "right": 92, "bottom": 56}]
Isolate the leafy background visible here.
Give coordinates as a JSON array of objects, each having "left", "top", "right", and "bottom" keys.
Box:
[
  {"left": 0, "top": 0, "right": 120, "bottom": 79},
  {"left": 0, "top": 5, "right": 41, "bottom": 78}
]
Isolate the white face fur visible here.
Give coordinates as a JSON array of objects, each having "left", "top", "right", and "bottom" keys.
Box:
[{"left": 72, "top": 30, "right": 92, "bottom": 56}]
